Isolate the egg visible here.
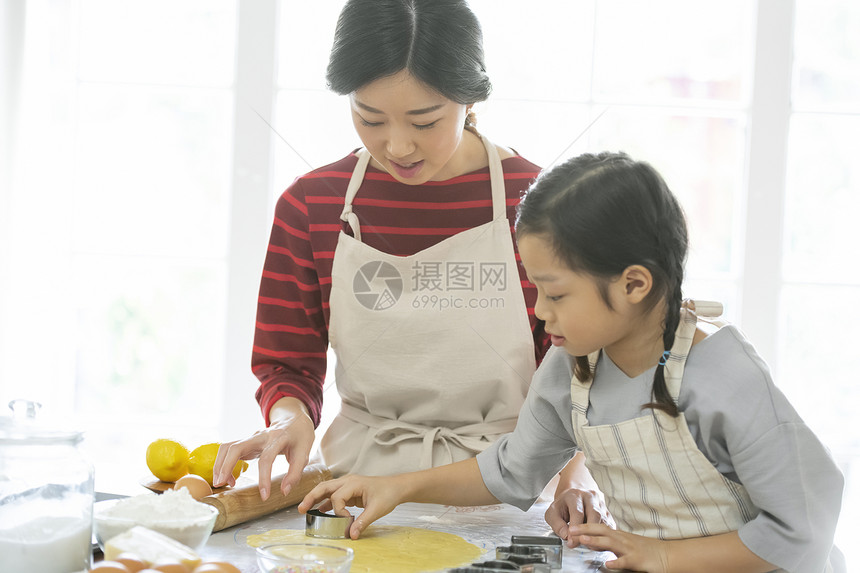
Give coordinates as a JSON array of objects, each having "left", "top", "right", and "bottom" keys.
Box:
[
  {"left": 89, "top": 562, "right": 131, "bottom": 573},
  {"left": 192, "top": 563, "right": 242, "bottom": 573},
  {"left": 173, "top": 474, "right": 213, "bottom": 500},
  {"left": 149, "top": 560, "right": 191, "bottom": 573},
  {"left": 114, "top": 553, "right": 147, "bottom": 572}
]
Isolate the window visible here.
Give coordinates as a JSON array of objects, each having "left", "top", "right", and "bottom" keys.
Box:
[
  {"left": 1, "top": 0, "right": 249, "bottom": 488},
  {"left": 784, "top": 3, "right": 860, "bottom": 563},
  {"left": 2, "top": 0, "right": 856, "bottom": 566}
]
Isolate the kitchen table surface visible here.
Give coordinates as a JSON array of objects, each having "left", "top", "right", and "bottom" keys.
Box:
[{"left": 199, "top": 500, "right": 614, "bottom": 572}]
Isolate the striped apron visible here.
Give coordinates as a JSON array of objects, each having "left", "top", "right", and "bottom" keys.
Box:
[{"left": 571, "top": 300, "right": 832, "bottom": 572}]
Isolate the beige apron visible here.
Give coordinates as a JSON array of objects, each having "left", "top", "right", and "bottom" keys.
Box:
[
  {"left": 572, "top": 300, "right": 832, "bottom": 572},
  {"left": 321, "top": 135, "right": 536, "bottom": 476}
]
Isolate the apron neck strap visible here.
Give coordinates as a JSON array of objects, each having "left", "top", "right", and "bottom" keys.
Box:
[
  {"left": 339, "top": 135, "right": 506, "bottom": 242},
  {"left": 662, "top": 299, "right": 723, "bottom": 400},
  {"left": 571, "top": 299, "right": 725, "bottom": 418},
  {"left": 340, "top": 149, "right": 373, "bottom": 241},
  {"left": 479, "top": 134, "right": 506, "bottom": 220}
]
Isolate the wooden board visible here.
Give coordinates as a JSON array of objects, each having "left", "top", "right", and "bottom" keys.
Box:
[{"left": 139, "top": 474, "right": 255, "bottom": 495}]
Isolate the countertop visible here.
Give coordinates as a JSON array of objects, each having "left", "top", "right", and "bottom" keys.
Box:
[{"left": 199, "top": 500, "right": 614, "bottom": 572}]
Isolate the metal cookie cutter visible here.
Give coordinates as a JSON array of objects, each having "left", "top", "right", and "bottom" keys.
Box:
[
  {"left": 448, "top": 560, "right": 549, "bottom": 573},
  {"left": 448, "top": 561, "right": 519, "bottom": 572},
  {"left": 510, "top": 535, "right": 563, "bottom": 570},
  {"left": 495, "top": 546, "right": 551, "bottom": 573},
  {"left": 305, "top": 508, "right": 355, "bottom": 539}
]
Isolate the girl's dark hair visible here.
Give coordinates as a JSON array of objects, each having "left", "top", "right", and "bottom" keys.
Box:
[
  {"left": 326, "top": 0, "right": 492, "bottom": 109},
  {"left": 516, "top": 152, "right": 688, "bottom": 417}
]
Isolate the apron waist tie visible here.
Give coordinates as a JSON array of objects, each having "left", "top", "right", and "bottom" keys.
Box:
[{"left": 339, "top": 402, "right": 517, "bottom": 469}]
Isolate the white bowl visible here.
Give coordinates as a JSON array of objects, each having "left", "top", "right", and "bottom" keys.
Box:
[
  {"left": 256, "top": 542, "right": 354, "bottom": 573},
  {"left": 93, "top": 497, "right": 218, "bottom": 552}
]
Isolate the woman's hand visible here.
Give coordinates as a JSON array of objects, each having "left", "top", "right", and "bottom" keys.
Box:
[
  {"left": 545, "top": 487, "right": 615, "bottom": 547},
  {"left": 298, "top": 474, "right": 409, "bottom": 539},
  {"left": 212, "top": 397, "right": 316, "bottom": 500},
  {"left": 572, "top": 523, "right": 669, "bottom": 572}
]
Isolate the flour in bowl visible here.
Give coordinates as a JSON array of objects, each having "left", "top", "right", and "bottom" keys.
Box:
[
  {"left": 102, "top": 488, "right": 213, "bottom": 521},
  {"left": 94, "top": 488, "right": 218, "bottom": 551}
]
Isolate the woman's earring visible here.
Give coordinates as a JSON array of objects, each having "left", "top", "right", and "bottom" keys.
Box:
[{"left": 465, "top": 106, "right": 476, "bottom": 128}]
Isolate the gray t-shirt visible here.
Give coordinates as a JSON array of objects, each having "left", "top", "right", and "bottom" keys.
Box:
[{"left": 476, "top": 325, "right": 843, "bottom": 573}]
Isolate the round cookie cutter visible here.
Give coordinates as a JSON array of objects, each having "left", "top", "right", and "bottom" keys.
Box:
[{"left": 305, "top": 508, "right": 355, "bottom": 539}]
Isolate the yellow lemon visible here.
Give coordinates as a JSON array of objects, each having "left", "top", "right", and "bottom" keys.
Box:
[
  {"left": 188, "top": 443, "right": 249, "bottom": 486},
  {"left": 146, "top": 438, "right": 190, "bottom": 483}
]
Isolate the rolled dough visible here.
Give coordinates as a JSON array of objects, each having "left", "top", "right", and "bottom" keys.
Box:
[{"left": 247, "top": 525, "right": 485, "bottom": 572}]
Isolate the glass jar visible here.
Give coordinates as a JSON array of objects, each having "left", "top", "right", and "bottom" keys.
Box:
[{"left": 0, "top": 399, "right": 95, "bottom": 573}]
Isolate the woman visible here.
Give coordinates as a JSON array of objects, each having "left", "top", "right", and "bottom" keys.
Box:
[{"left": 213, "top": 0, "right": 602, "bottom": 520}]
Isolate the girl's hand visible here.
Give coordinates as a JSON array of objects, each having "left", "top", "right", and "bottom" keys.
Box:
[
  {"left": 545, "top": 487, "right": 614, "bottom": 547},
  {"left": 212, "top": 400, "right": 316, "bottom": 500},
  {"left": 298, "top": 475, "right": 407, "bottom": 539},
  {"left": 572, "top": 523, "right": 669, "bottom": 573}
]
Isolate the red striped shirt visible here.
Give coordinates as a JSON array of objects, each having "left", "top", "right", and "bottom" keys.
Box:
[{"left": 253, "top": 151, "right": 548, "bottom": 426}]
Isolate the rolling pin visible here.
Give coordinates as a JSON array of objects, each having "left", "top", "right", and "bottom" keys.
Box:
[{"left": 200, "top": 463, "right": 331, "bottom": 532}]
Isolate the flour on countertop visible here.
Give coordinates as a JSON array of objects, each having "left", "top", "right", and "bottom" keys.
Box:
[{"left": 417, "top": 515, "right": 457, "bottom": 525}]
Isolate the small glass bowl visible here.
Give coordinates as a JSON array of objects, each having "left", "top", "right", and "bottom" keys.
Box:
[
  {"left": 93, "top": 498, "right": 218, "bottom": 552},
  {"left": 256, "top": 542, "right": 354, "bottom": 573}
]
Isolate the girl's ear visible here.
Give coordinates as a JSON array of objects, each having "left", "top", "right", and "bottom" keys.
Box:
[{"left": 621, "top": 265, "right": 653, "bottom": 303}]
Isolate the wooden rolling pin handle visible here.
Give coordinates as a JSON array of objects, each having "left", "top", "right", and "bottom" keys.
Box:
[{"left": 201, "top": 463, "right": 331, "bottom": 532}]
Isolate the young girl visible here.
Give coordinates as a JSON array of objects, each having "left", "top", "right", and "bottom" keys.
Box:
[{"left": 299, "top": 152, "right": 844, "bottom": 573}]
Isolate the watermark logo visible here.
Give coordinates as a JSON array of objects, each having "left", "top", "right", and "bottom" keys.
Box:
[
  {"left": 353, "top": 261, "right": 403, "bottom": 310},
  {"left": 354, "top": 260, "right": 508, "bottom": 311},
  {"left": 411, "top": 261, "right": 508, "bottom": 292}
]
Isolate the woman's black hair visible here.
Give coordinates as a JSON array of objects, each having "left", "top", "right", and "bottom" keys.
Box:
[
  {"left": 516, "top": 152, "right": 688, "bottom": 417},
  {"left": 326, "top": 0, "right": 492, "bottom": 108}
]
